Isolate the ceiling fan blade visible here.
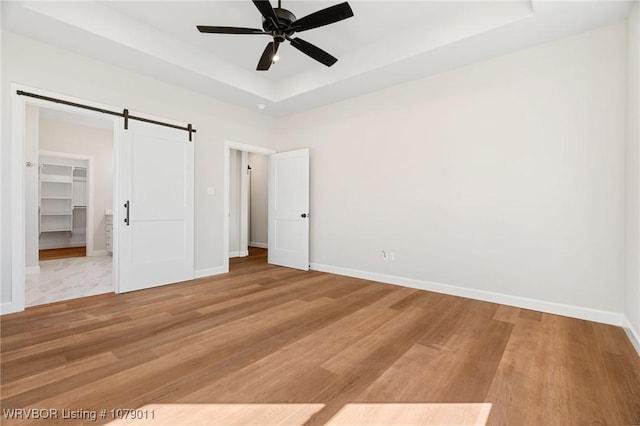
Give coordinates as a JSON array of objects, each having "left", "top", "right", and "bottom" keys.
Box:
[
  {"left": 290, "top": 38, "right": 337, "bottom": 67},
  {"left": 290, "top": 2, "right": 353, "bottom": 32},
  {"left": 252, "top": 0, "right": 280, "bottom": 28},
  {"left": 257, "top": 41, "right": 279, "bottom": 71},
  {"left": 197, "top": 26, "right": 266, "bottom": 35}
]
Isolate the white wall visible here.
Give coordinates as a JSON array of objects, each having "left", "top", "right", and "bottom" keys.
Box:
[
  {"left": 277, "top": 22, "right": 627, "bottom": 319},
  {"left": 38, "top": 118, "right": 112, "bottom": 252},
  {"left": 249, "top": 152, "right": 268, "bottom": 247},
  {"left": 625, "top": 3, "right": 640, "bottom": 344},
  {"left": 1, "top": 31, "right": 276, "bottom": 306},
  {"left": 24, "top": 105, "right": 39, "bottom": 268}
]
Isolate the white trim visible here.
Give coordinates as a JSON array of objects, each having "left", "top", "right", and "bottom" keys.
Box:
[
  {"left": 9, "top": 84, "right": 197, "bottom": 312},
  {"left": 88, "top": 250, "right": 108, "bottom": 257},
  {"left": 229, "top": 250, "right": 249, "bottom": 258},
  {"left": 25, "top": 266, "right": 40, "bottom": 274},
  {"left": 624, "top": 317, "right": 640, "bottom": 357},
  {"left": 11, "top": 86, "right": 27, "bottom": 314},
  {"left": 194, "top": 266, "right": 227, "bottom": 279},
  {"left": 223, "top": 140, "right": 276, "bottom": 272},
  {"left": 0, "top": 301, "right": 21, "bottom": 316},
  {"left": 309, "top": 262, "right": 625, "bottom": 327},
  {"left": 226, "top": 141, "right": 275, "bottom": 156},
  {"left": 250, "top": 242, "right": 268, "bottom": 249},
  {"left": 112, "top": 118, "right": 121, "bottom": 293},
  {"left": 10, "top": 83, "right": 121, "bottom": 314}
]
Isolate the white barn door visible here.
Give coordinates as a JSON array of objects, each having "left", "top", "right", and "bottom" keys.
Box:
[
  {"left": 268, "top": 149, "right": 309, "bottom": 271},
  {"left": 117, "top": 120, "right": 194, "bottom": 293}
]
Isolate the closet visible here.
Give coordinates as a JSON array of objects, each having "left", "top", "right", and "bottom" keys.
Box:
[{"left": 39, "top": 155, "right": 88, "bottom": 250}]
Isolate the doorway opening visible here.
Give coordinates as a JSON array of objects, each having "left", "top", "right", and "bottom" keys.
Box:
[
  {"left": 223, "top": 141, "right": 275, "bottom": 273},
  {"left": 9, "top": 86, "right": 197, "bottom": 315},
  {"left": 38, "top": 153, "right": 88, "bottom": 260},
  {"left": 228, "top": 148, "right": 269, "bottom": 269},
  {"left": 223, "top": 142, "right": 310, "bottom": 273},
  {"left": 24, "top": 105, "right": 115, "bottom": 307}
]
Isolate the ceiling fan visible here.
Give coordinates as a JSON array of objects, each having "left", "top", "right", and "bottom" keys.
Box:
[{"left": 197, "top": 0, "right": 354, "bottom": 71}]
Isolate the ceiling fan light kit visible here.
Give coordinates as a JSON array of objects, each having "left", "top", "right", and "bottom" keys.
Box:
[{"left": 197, "top": 0, "right": 354, "bottom": 71}]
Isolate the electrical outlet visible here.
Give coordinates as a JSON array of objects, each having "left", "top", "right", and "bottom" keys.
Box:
[{"left": 389, "top": 252, "right": 395, "bottom": 262}]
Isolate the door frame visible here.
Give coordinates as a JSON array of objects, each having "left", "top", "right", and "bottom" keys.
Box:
[
  {"left": 9, "top": 84, "right": 120, "bottom": 314},
  {"left": 223, "top": 140, "right": 275, "bottom": 272},
  {"left": 7, "top": 84, "right": 191, "bottom": 314}
]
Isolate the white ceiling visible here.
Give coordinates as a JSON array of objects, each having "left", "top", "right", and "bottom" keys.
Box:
[{"left": 2, "top": 1, "right": 632, "bottom": 116}]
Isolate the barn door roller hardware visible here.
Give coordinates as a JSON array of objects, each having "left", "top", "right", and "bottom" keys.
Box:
[{"left": 16, "top": 90, "right": 196, "bottom": 142}]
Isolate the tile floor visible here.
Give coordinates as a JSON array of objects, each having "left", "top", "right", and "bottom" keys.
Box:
[{"left": 26, "top": 255, "right": 113, "bottom": 307}]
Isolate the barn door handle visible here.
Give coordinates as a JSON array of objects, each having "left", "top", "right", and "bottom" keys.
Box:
[{"left": 124, "top": 201, "right": 130, "bottom": 226}]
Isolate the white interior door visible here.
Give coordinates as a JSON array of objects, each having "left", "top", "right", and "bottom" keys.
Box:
[
  {"left": 117, "top": 120, "right": 194, "bottom": 293},
  {"left": 268, "top": 148, "right": 309, "bottom": 271}
]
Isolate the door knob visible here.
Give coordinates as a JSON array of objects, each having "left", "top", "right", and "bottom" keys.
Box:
[{"left": 301, "top": 213, "right": 307, "bottom": 218}]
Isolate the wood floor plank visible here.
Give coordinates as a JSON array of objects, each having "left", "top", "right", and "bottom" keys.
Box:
[
  {"left": 600, "top": 350, "right": 640, "bottom": 425},
  {"left": 560, "top": 317, "right": 630, "bottom": 425},
  {"left": 484, "top": 312, "right": 548, "bottom": 425},
  {"left": 359, "top": 342, "right": 452, "bottom": 402},
  {"left": 491, "top": 304, "right": 524, "bottom": 325},
  {"left": 305, "top": 307, "right": 441, "bottom": 425},
  {"left": 1, "top": 248, "right": 638, "bottom": 426},
  {"left": 1, "top": 352, "right": 119, "bottom": 399},
  {"left": 359, "top": 301, "right": 512, "bottom": 404},
  {"left": 1, "top": 312, "right": 171, "bottom": 367},
  {"left": 39, "top": 247, "right": 86, "bottom": 260},
  {"left": 180, "top": 289, "right": 418, "bottom": 405},
  {"left": 40, "top": 285, "right": 390, "bottom": 414},
  {"left": 150, "top": 286, "right": 395, "bottom": 405},
  {"left": 320, "top": 306, "right": 437, "bottom": 376},
  {"left": 591, "top": 321, "right": 639, "bottom": 357},
  {"left": 1, "top": 348, "right": 159, "bottom": 410}
]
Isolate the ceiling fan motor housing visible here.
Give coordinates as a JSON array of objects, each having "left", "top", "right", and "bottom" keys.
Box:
[{"left": 262, "top": 7, "right": 297, "bottom": 40}]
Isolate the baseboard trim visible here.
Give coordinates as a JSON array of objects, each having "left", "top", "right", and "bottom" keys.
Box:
[
  {"left": 87, "top": 250, "right": 108, "bottom": 257},
  {"left": 194, "top": 266, "right": 227, "bottom": 279},
  {"left": 25, "top": 265, "right": 40, "bottom": 274},
  {"left": 1, "top": 301, "right": 22, "bottom": 315},
  {"left": 250, "top": 242, "right": 268, "bottom": 249},
  {"left": 229, "top": 250, "right": 249, "bottom": 258},
  {"left": 623, "top": 317, "right": 640, "bottom": 357},
  {"left": 309, "top": 263, "right": 625, "bottom": 327}
]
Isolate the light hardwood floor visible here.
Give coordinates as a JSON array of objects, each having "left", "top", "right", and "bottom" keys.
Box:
[
  {"left": 1, "top": 248, "right": 639, "bottom": 425},
  {"left": 39, "top": 247, "right": 86, "bottom": 260}
]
